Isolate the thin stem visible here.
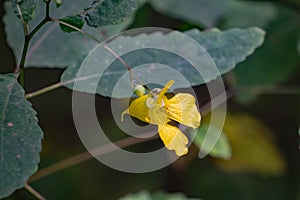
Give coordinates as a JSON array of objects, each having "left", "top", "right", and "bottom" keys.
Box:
[
  {"left": 29, "top": 1, "right": 51, "bottom": 39},
  {"left": 15, "top": 4, "right": 29, "bottom": 36},
  {"left": 25, "top": 82, "right": 63, "bottom": 99},
  {"left": 50, "top": 17, "right": 146, "bottom": 87},
  {"left": 24, "top": 183, "right": 46, "bottom": 200},
  {"left": 238, "top": 86, "right": 300, "bottom": 95},
  {"left": 29, "top": 132, "right": 158, "bottom": 182},
  {"left": 14, "top": 0, "right": 51, "bottom": 87}
]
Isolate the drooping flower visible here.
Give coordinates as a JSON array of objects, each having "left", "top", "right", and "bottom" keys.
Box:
[{"left": 121, "top": 80, "right": 201, "bottom": 156}]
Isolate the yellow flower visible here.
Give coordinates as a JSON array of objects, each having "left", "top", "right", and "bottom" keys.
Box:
[{"left": 121, "top": 80, "right": 201, "bottom": 156}]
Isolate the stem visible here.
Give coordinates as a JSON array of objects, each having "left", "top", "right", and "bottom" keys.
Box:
[
  {"left": 25, "top": 82, "right": 63, "bottom": 99},
  {"left": 29, "top": 132, "right": 158, "bottom": 182},
  {"left": 14, "top": 0, "right": 51, "bottom": 87},
  {"left": 16, "top": 36, "right": 30, "bottom": 86},
  {"left": 24, "top": 183, "right": 46, "bottom": 200},
  {"left": 50, "top": 17, "right": 145, "bottom": 86},
  {"left": 238, "top": 86, "right": 300, "bottom": 95}
]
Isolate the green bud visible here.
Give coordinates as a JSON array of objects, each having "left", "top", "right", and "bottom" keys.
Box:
[
  {"left": 55, "top": 0, "right": 62, "bottom": 8},
  {"left": 134, "top": 84, "right": 146, "bottom": 97}
]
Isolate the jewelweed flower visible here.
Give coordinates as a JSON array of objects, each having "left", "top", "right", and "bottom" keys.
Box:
[{"left": 121, "top": 80, "right": 201, "bottom": 156}]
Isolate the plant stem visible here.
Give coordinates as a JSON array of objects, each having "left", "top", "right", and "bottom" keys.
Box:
[
  {"left": 238, "top": 86, "right": 300, "bottom": 95},
  {"left": 25, "top": 82, "right": 63, "bottom": 99},
  {"left": 24, "top": 183, "right": 46, "bottom": 200},
  {"left": 14, "top": 0, "right": 51, "bottom": 87},
  {"left": 50, "top": 17, "right": 145, "bottom": 86},
  {"left": 29, "top": 132, "right": 158, "bottom": 182}
]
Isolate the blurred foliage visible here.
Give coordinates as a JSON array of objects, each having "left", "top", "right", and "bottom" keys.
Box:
[
  {"left": 203, "top": 111, "right": 286, "bottom": 176},
  {"left": 119, "top": 190, "right": 200, "bottom": 200}
]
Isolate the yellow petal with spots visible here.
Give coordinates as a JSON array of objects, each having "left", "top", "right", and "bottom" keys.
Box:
[
  {"left": 158, "top": 124, "right": 188, "bottom": 156},
  {"left": 165, "top": 93, "right": 201, "bottom": 129}
]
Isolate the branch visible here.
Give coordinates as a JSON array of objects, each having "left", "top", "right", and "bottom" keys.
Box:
[{"left": 24, "top": 183, "right": 46, "bottom": 200}]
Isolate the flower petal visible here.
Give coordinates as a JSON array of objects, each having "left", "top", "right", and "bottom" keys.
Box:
[
  {"left": 165, "top": 93, "right": 201, "bottom": 129},
  {"left": 158, "top": 124, "right": 188, "bottom": 156},
  {"left": 149, "top": 104, "right": 170, "bottom": 125},
  {"left": 123, "top": 94, "right": 151, "bottom": 123}
]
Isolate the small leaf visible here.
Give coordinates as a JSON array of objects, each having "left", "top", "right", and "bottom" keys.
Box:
[
  {"left": 0, "top": 74, "right": 43, "bottom": 198},
  {"left": 61, "top": 27, "right": 265, "bottom": 98},
  {"left": 83, "top": 0, "right": 137, "bottom": 27},
  {"left": 59, "top": 15, "right": 85, "bottom": 33},
  {"left": 11, "top": 0, "right": 37, "bottom": 21},
  {"left": 193, "top": 124, "right": 232, "bottom": 160}
]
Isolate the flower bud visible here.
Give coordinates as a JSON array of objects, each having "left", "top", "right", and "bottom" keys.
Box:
[{"left": 133, "top": 84, "right": 145, "bottom": 97}]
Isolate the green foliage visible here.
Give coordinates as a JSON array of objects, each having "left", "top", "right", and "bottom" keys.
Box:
[
  {"left": 186, "top": 28, "right": 265, "bottom": 73},
  {"left": 11, "top": 0, "right": 37, "bottom": 22},
  {"left": 234, "top": 8, "right": 300, "bottom": 103},
  {"left": 59, "top": 15, "right": 85, "bottom": 33},
  {"left": 210, "top": 111, "right": 286, "bottom": 176},
  {"left": 120, "top": 190, "right": 200, "bottom": 200},
  {"left": 61, "top": 27, "right": 265, "bottom": 97},
  {"left": 193, "top": 124, "right": 232, "bottom": 159},
  {"left": 0, "top": 74, "right": 43, "bottom": 198},
  {"left": 149, "top": 0, "right": 229, "bottom": 27},
  {"left": 83, "top": 0, "right": 137, "bottom": 27},
  {"left": 149, "top": 0, "right": 277, "bottom": 28},
  {"left": 222, "top": 1, "right": 277, "bottom": 28},
  {"left": 4, "top": 1, "right": 133, "bottom": 68}
]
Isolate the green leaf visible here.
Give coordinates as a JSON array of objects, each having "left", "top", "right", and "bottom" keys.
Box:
[
  {"left": 222, "top": 1, "right": 277, "bottom": 28},
  {"left": 149, "top": 0, "right": 230, "bottom": 27},
  {"left": 0, "top": 74, "right": 43, "bottom": 198},
  {"left": 193, "top": 124, "right": 232, "bottom": 160},
  {"left": 11, "top": 0, "right": 37, "bottom": 22},
  {"left": 61, "top": 27, "right": 265, "bottom": 98},
  {"left": 4, "top": 0, "right": 133, "bottom": 68},
  {"left": 119, "top": 190, "right": 200, "bottom": 200},
  {"left": 59, "top": 15, "right": 85, "bottom": 33},
  {"left": 83, "top": 0, "right": 137, "bottom": 27},
  {"left": 149, "top": 0, "right": 277, "bottom": 29},
  {"left": 185, "top": 27, "right": 265, "bottom": 74},
  {"left": 234, "top": 8, "right": 300, "bottom": 103}
]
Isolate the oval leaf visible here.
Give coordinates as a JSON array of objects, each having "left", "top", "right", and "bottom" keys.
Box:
[
  {"left": 0, "top": 74, "right": 43, "bottom": 198},
  {"left": 194, "top": 124, "right": 232, "bottom": 160},
  {"left": 59, "top": 15, "right": 85, "bottom": 33},
  {"left": 61, "top": 27, "right": 265, "bottom": 98}
]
